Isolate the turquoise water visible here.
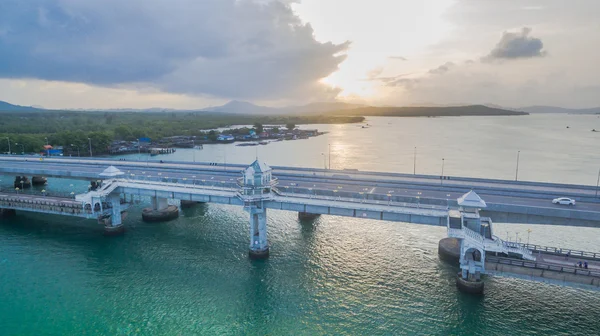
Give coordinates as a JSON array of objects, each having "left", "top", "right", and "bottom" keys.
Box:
[{"left": 2, "top": 115, "right": 600, "bottom": 335}]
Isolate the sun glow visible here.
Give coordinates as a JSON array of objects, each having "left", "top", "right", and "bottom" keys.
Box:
[{"left": 294, "top": 0, "right": 456, "bottom": 101}]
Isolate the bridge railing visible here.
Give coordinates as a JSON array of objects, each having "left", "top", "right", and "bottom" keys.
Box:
[
  {"left": 122, "top": 177, "right": 239, "bottom": 191},
  {"left": 486, "top": 256, "right": 600, "bottom": 277},
  {"left": 274, "top": 189, "right": 445, "bottom": 210},
  {"left": 508, "top": 242, "right": 600, "bottom": 260},
  {"left": 0, "top": 188, "right": 77, "bottom": 199}
]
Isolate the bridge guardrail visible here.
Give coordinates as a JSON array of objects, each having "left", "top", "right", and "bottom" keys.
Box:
[
  {"left": 505, "top": 242, "right": 600, "bottom": 260},
  {"left": 275, "top": 190, "right": 446, "bottom": 211},
  {"left": 486, "top": 256, "right": 600, "bottom": 277}
]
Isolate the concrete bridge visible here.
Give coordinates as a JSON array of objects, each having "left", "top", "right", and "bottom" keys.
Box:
[{"left": 1, "top": 156, "right": 600, "bottom": 294}]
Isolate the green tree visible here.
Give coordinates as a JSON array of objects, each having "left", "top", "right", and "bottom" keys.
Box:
[
  {"left": 253, "top": 122, "right": 264, "bottom": 134},
  {"left": 286, "top": 123, "right": 296, "bottom": 131}
]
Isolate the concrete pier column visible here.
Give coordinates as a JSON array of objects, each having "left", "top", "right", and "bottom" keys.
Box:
[
  {"left": 181, "top": 200, "right": 202, "bottom": 209},
  {"left": 298, "top": 212, "right": 320, "bottom": 221},
  {"left": 456, "top": 239, "right": 485, "bottom": 295},
  {"left": 142, "top": 196, "right": 179, "bottom": 222},
  {"left": 438, "top": 237, "right": 461, "bottom": 264},
  {"left": 104, "top": 194, "right": 125, "bottom": 236},
  {"left": 31, "top": 176, "right": 47, "bottom": 186},
  {"left": 0, "top": 209, "right": 17, "bottom": 218},
  {"left": 248, "top": 207, "right": 269, "bottom": 259},
  {"left": 14, "top": 176, "right": 31, "bottom": 189}
]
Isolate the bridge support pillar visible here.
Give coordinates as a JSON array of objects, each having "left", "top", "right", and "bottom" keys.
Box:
[
  {"left": 248, "top": 206, "right": 269, "bottom": 259},
  {"left": 31, "top": 176, "right": 47, "bottom": 186},
  {"left": 14, "top": 176, "right": 31, "bottom": 189},
  {"left": 181, "top": 200, "right": 202, "bottom": 209},
  {"left": 0, "top": 209, "right": 17, "bottom": 218},
  {"left": 298, "top": 212, "right": 320, "bottom": 221},
  {"left": 104, "top": 194, "right": 125, "bottom": 236},
  {"left": 142, "top": 197, "right": 179, "bottom": 222},
  {"left": 457, "top": 239, "right": 485, "bottom": 295}
]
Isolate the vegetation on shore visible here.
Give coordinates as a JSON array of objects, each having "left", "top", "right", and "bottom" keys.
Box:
[{"left": 0, "top": 111, "right": 364, "bottom": 155}]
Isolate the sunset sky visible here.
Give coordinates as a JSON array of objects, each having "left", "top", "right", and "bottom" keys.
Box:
[{"left": 0, "top": 0, "right": 598, "bottom": 109}]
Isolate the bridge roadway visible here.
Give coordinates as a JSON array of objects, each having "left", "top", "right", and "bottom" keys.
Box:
[{"left": 1, "top": 156, "right": 600, "bottom": 226}]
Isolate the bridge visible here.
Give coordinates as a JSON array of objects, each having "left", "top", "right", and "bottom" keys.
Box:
[{"left": 1, "top": 156, "right": 599, "bottom": 294}]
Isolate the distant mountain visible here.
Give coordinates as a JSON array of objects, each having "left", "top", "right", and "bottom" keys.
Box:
[
  {"left": 0, "top": 100, "right": 44, "bottom": 112},
  {"left": 203, "top": 100, "right": 276, "bottom": 114},
  {"left": 203, "top": 100, "right": 365, "bottom": 115},
  {"left": 326, "top": 105, "right": 528, "bottom": 117},
  {"left": 519, "top": 106, "right": 600, "bottom": 114}
]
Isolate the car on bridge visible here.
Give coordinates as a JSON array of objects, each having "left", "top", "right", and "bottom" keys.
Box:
[{"left": 552, "top": 197, "right": 576, "bottom": 206}]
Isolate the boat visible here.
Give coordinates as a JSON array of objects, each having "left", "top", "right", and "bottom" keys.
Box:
[
  {"left": 236, "top": 142, "right": 259, "bottom": 146},
  {"left": 259, "top": 141, "right": 269, "bottom": 145},
  {"left": 194, "top": 145, "right": 203, "bottom": 149}
]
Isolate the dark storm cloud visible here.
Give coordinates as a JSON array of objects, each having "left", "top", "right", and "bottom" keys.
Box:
[
  {"left": 0, "top": 0, "right": 349, "bottom": 100},
  {"left": 485, "top": 27, "right": 546, "bottom": 60}
]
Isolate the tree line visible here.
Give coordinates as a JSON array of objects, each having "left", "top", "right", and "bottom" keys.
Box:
[{"left": 0, "top": 111, "right": 363, "bottom": 155}]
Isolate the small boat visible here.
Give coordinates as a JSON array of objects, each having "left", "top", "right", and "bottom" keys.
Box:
[
  {"left": 592, "top": 129, "right": 598, "bottom": 132},
  {"left": 236, "top": 142, "right": 259, "bottom": 146},
  {"left": 194, "top": 145, "right": 203, "bottom": 149},
  {"left": 259, "top": 141, "right": 269, "bottom": 145},
  {"left": 566, "top": 126, "right": 570, "bottom": 129}
]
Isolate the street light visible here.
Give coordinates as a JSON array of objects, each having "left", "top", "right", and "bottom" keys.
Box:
[
  {"left": 596, "top": 168, "right": 600, "bottom": 198},
  {"left": 71, "top": 144, "right": 80, "bottom": 157},
  {"left": 527, "top": 229, "right": 532, "bottom": 245},
  {"left": 440, "top": 158, "right": 445, "bottom": 185},
  {"left": 328, "top": 143, "right": 331, "bottom": 170},
  {"left": 137, "top": 139, "right": 141, "bottom": 158},
  {"left": 45, "top": 137, "right": 49, "bottom": 157},
  {"left": 88, "top": 138, "right": 93, "bottom": 157},
  {"left": 413, "top": 146, "right": 417, "bottom": 175},
  {"left": 5, "top": 137, "right": 10, "bottom": 155},
  {"left": 14, "top": 143, "right": 24, "bottom": 155},
  {"left": 515, "top": 150, "right": 520, "bottom": 181},
  {"left": 321, "top": 153, "right": 327, "bottom": 170}
]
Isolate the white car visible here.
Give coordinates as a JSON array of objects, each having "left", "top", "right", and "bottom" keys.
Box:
[{"left": 552, "top": 197, "right": 576, "bottom": 206}]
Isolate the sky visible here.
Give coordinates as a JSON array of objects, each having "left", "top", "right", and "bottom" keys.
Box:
[{"left": 0, "top": 0, "right": 599, "bottom": 109}]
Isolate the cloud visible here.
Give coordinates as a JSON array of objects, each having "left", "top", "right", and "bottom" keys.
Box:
[
  {"left": 0, "top": 0, "right": 348, "bottom": 101},
  {"left": 366, "top": 67, "right": 384, "bottom": 80},
  {"left": 485, "top": 27, "right": 546, "bottom": 60},
  {"left": 388, "top": 56, "right": 408, "bottom": 61},
  {"left": 428, "top": 62, "right": 455, "bottom": 74}
]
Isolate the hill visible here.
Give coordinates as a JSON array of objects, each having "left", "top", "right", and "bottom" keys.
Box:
[
  {"left": 0, "top": 100, "right": 43, "bottom": 112},
  {"left": 519, "top": 106, "right": 600, "bottom": 114},
  {"left": 327, "top": 105, "right": 528, "bottom": 117}
]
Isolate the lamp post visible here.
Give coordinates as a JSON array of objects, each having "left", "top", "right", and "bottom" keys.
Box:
[
  {"left": 88, "top": 138, "right": 93, "bottom": 157},
  {"left": 45, "top": 137, "right": 49, "bottom": 157},
  {"left": 328, "top": 143, "right": 331, "bottom": 170},
  {"left": 413, "top": 146, "right": 417, "bottom": 175},
  {"left": 527, "top": 229, "right": 532, "bottom": 245},
  {"left": 15, "top": 143, "right": 24, "bottom": 155},
  {"left": 137, "top": 139, "right": 141, "bottom": 158},
  {"left": 440, "top": 158, "right": 445, "bottom": 185},
  {"left": 596, "top": 168, "right": 600, "bottom": 198},
  {"left": 193, "top": 139, "right": 196, "bottom": 163},
  {"left": 5, "top": 137, "right": 10, "bottom": 155},
  {"left": 515, "top": 150, "right": 520, "bottom": 181},
  {"left": 321, "top": 153, "right": 326, "bottom": 170},
  {"left": 71, "top": 144, "right": 80, "bottom": 157}
]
